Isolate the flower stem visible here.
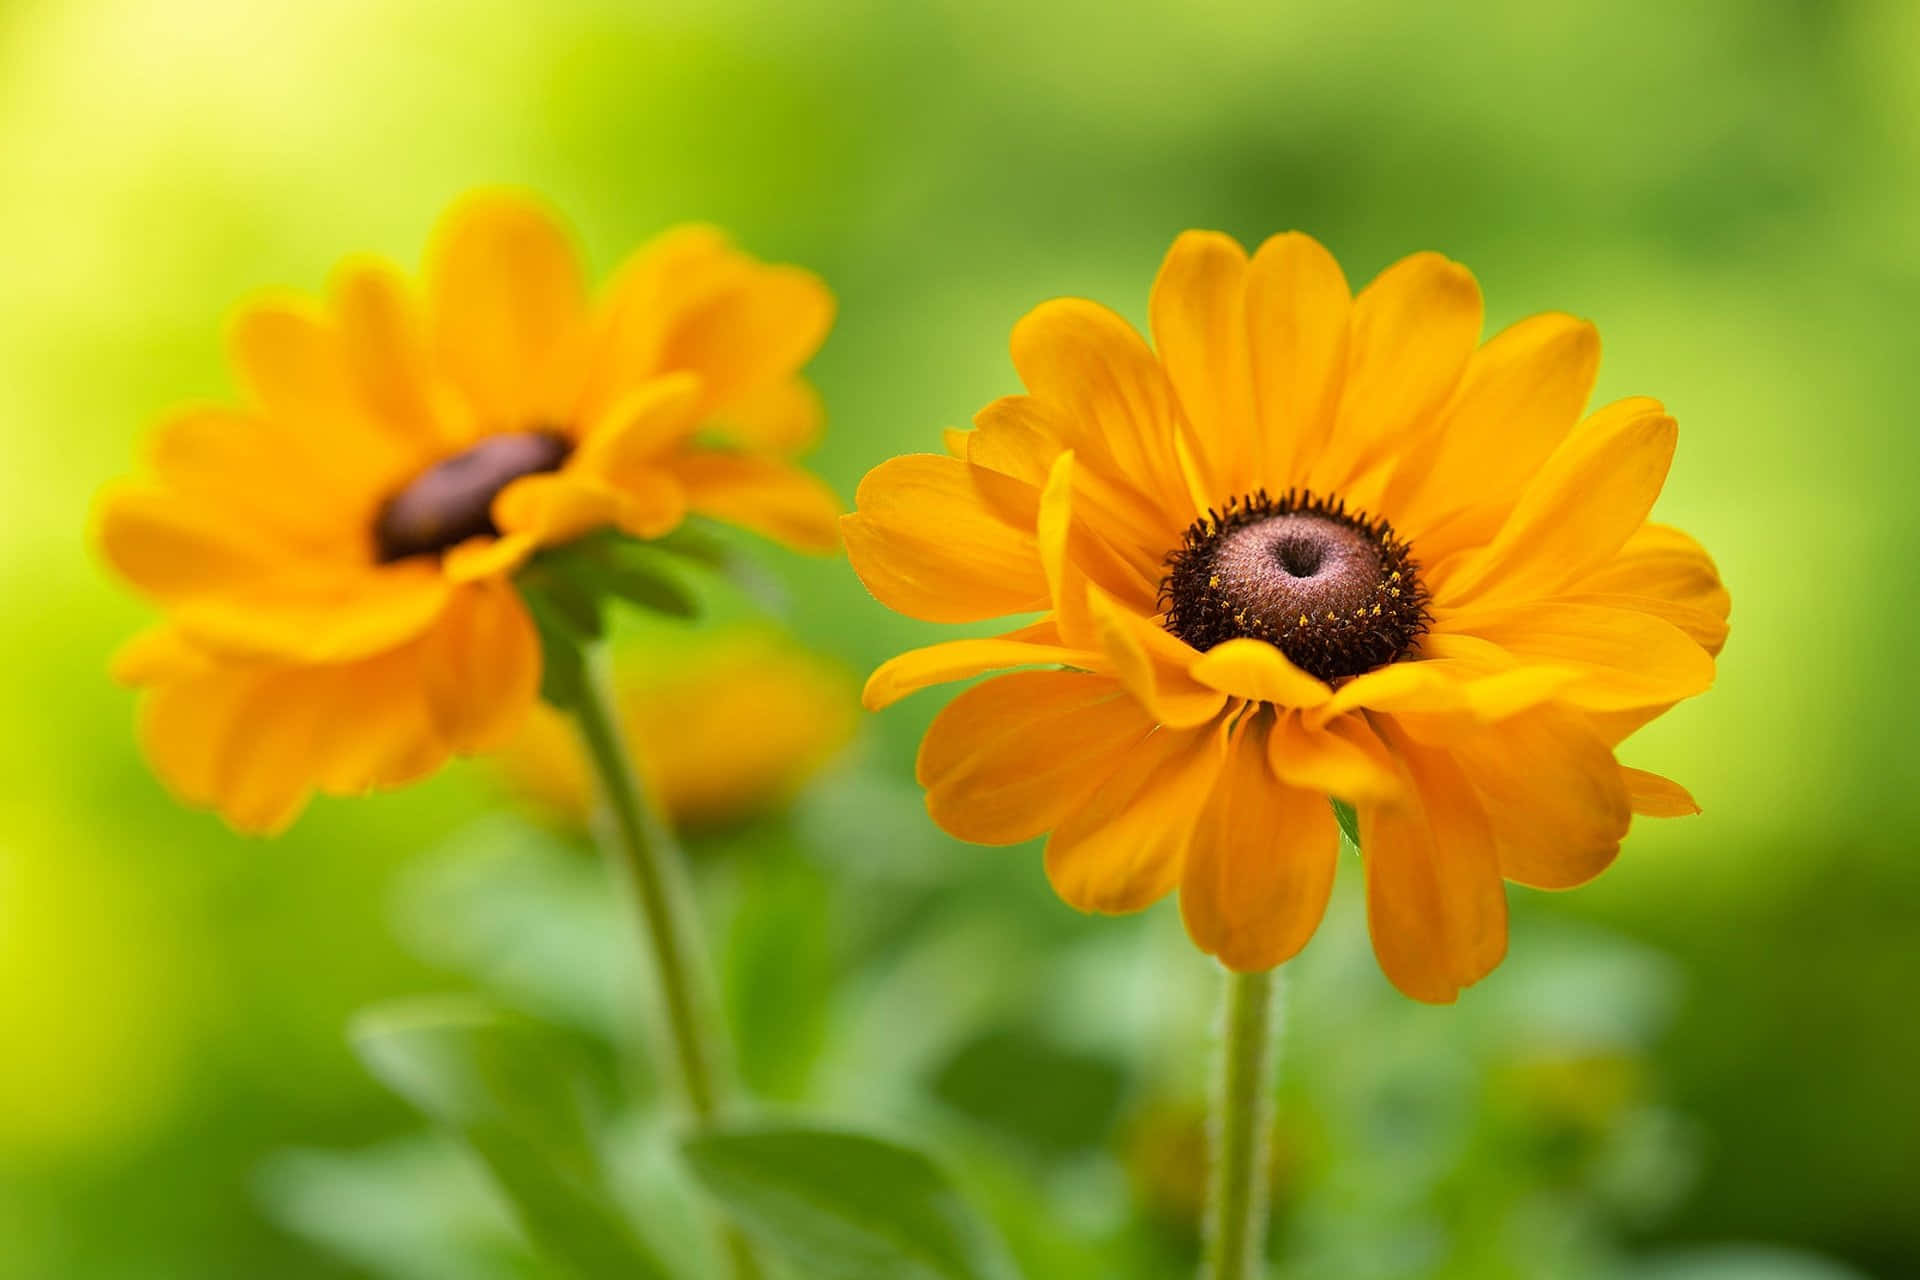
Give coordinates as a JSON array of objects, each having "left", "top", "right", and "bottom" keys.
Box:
[
  {"left": 1203, "top": 966, "right": 1280, "bottom": 1280},
  {"left": 568, "top": 657, "right": 762, "bottom": 1279}
]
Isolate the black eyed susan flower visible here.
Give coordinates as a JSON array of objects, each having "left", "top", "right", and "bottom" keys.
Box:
[
  {"left": 845, "top": 232, "right": 1728, "bottom": 1003},
  {"left": 97, "top": 192, "right": 840, "bottom": 833}
]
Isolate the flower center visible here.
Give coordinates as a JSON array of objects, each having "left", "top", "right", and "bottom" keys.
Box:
[
  {"left": 1160, "top": 489, "right": 1429, "bottom": 683},
  {"left": 374, "top": 430, "right": 571, "bottom": 562}
]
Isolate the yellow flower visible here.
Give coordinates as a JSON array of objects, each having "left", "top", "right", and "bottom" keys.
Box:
[
  {"left": 496, "top": 627, "right": 857, "bottom": 832},
  {"left": 845, "top": 232, "right": 1729, "bottom": 1002},
  {"left": 96, "top": 191, "right": 840, "bottom": 834}
]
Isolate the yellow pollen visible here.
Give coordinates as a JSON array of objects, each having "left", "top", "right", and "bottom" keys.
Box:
[{"left": 1297, "top": 614, "right": 1308, "bottom": 627}]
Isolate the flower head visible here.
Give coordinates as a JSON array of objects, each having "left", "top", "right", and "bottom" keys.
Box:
[
  {"left": 845, "top": 232, "right": 1728, "bottom": 1002},
  {"left": 496, "top": 627, "right": 857, "bottom": 833},
  {"left": 98, "top": 191, "right": 839, "bottom": 833}
]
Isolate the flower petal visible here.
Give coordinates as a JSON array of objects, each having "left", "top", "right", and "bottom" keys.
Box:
[
  {"left": 1381, "top": 312, "right": 1600, "bottom": 534},
  {"left": 1441, "top": 601, "right": 1714, "bottom": 712},
  {"left": 1310, "top": 252, "right": 1481, "bottom": 496},
  {"left": 1044, "top": 718, "right": 1231, "bottom": 913},
  {"left": 1244, "top": 231, "right": 1352, "bottom": 487},
  {"left": 1360, "top": 728, "right": 1508, "bottom": 1003},
  {"left": 1037, "top": 452, "right": 1098, "bottom": 648},
  {"left": 1150, "top": 231, "right": 1258, "bottom": 496},
  {"left": 667, "top": 452, "right": 840, "bottom": 552},
  {"left": 1267, "top": 709, "right": 1402, "bottom": 804},
  {"left": 843, "top": 454, "right": 1050, "bottom": 622},
  {"left": 1622, "top": 766, "right": 1700, "bottom": 817},
  {"left": 1188, "top": 638, "right": 1331, "bottom": 708},
  {"left": 329, "top": 256, "right": 474, "bottom": 451},
  {"left": 1182, "top": 714, "right": 1339, "bottom": 971},
  {"left": 1448, "top": 704, "right": 1630, "bottom": 890},
  {"left": 655, "top": 265, "right": 834, "bottom": 419},
  {"left": 418, "top": 580, "right": 541, "bottom": 753},
  {"left": 1566, "top": 522, "right": 1730, "bottom": 656},
  {"left": 426, "top": 190, "right": 590, "bottom": 428},
  {"left": 1437, "top": 398, "right": 1677, "bottom": 606},
  {"left": 1010, "top": 298, "right": 1195, "bottom": 521},
  {"left": 1086, "top": 587, "right": 1230, "bottom": 728},
  {"left": 863, "top": 634, "right": 1090, "bottom": 711},
  {"left": 918, "top": 670, "right": 1156, "bottom": 846}
]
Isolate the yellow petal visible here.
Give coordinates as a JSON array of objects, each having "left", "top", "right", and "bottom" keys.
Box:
[
  {"left": 1038, "top": 452, "right": 1097, "bottom": 648},
  {"left": 426, "top": 189, "right": 590, "bottom": 429},
  {"left": 96, "top": 484, "right": 283, "bottom": 602},
  {"left": 493, "top": 471, "right": 683, "bottom": 547},
  {"left": 1622, "top": 766, "right": 1700, "bottom": 817},
  {"left": 1150, "top": 231, "right": 1258, "bottom": 496},
  {"left": 1447, "top": 704, "right": 1629, "bottom": 890},
  {"left": 1188, "top": 638, "right": 1331, "bottom": 708},
  {"left": 1244, "top": 231, "right": 1351, "bottom": 485},
  {"left": 1441, "top": 601, "right": 1714, "bottom": 713},
  {"left": 144, "top": 407, "right": 355, "bottom": 545},
  {"left": 1360, "top": 728, "right": 1508, "bottom": 1003},
  {"left": 1010, "top": 298, "right": 1195, "bottom": 522},
  {"left": 1267, "top": 709, "right": 1402, "bottom": 804},
  {"left": 1182, "top": 715, "right": 1339, "bottom": 971},
  {"left": 918, "top": 670, "right": 1157, "bottom": 846},
  {"left": 863, "top": 635, "right": 1090, "bottom": 710},
  {"left": 1438, "top": 398, "right": 1677, "bottom": 606},
  {"left": 655, "top": 265, "right": 835, "bottom": 418},
  {"left": 1310, "top": 252, "right": 1481, "bottom": 495},
  {"left": 1086, "top": 586, "right": 1229, "bottom": 728},
  {"left": 111, "top": 626, "right": 216, "bottom": 686},
  {"left": 442, "top": 532, "right": 538, "bottom": 583},
  {"left": 572, "top": 373, "right": 707, "bottom": 478},
  {"left": 166, "top": 564, "right": 456, "bottom": 664},
  {"left": 1567, "top": 522, "right": 1730, "bottom": 656},
  {"left": 329, "top": 256, "right": 473, "bottom": 451},
  {"left": 843, "top": 454, "right": 1050, "bottom": 622},
  {"left": 1044, "top": 718, "right": 1231, "bottom": 913},
  {"left": 714, "top": 377, "right": 825, "bottom": 453},
  {"left": 308, "top": 647, "right": 449, "bottom": 796},
  {"left": 419, "top": 580, "right": 541, "bottom": 753},
  {"left": 668, "top": 452, "right": 840, "bottom": 553},
  {"left": 1381, "top": 312, "right": 1600, "bottom": 534}
]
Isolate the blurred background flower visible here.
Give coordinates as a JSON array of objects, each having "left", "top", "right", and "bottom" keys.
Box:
[{"left": 3, "top": 0, "right": 1916, "bottom": 1276}]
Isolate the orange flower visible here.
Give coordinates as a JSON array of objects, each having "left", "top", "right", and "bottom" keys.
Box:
[
  {"left": 97, "top": 192, "right": 839, "bottom": 833},
  {"left": 845, "top": 232, "right": 1727, "bottom": 1002}
]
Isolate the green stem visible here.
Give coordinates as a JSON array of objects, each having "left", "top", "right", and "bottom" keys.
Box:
[
  {"left": 1203, "top": 967, "right": 1279, "bottom": 1280},
  {"left": 569, "top": 657, "right": 763, "bottom": 1279}
]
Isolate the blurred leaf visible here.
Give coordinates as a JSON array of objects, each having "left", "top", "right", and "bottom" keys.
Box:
[
  {"left": 1631, "top": 1247, "right": 1873, "bottom": 1280},
  {"left": 725, "top": 849, "right": 834, "bottom": 1100},
  {"left": 351, "top": 998, "right": 670, "bottom": 1280},
  {"left": 521, "top": 586, "right": 593, "bottom": 710},
  {"left": 680, "top": 1124, "right": 1020, "bottom": 1280},
  {"left": 257, "top": 1136, "right": 540, "bottom": 1280},
  {"left": 929, "top": 1028, "right": 1126, "bottom": 1162}
]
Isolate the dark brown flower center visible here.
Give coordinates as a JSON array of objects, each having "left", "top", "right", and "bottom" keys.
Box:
[
  {"left": 374, "top": 430, "right": 571, "bottom": 562},
  {"left": 1160, "top": 489, "right": 1428, "bottom": 683}
]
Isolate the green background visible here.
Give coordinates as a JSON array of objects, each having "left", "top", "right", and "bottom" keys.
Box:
[{"left": 2, "top": 0, "right": 1915, "bottom": 1276}]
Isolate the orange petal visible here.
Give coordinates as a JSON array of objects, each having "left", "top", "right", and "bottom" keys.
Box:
[
  {"left": 1182, "top": 714, "right": 1339, "bottom": 971},
  {"left": 1010, "top": 298, "right": 1195, "bottom": 522},
  {"left": 1086, "top": 587, "right": 1230, "bottom": 728},
  {"left": 1448, "top": 704, "right": 1629, "bottom": 890},
  {"left": 1566, "top": 522, "right": 1730, "bottom": 656},
  {"left": 1037, "top": 452, "right": 1097, "bottom": 648},
  {"left": 1310, "top": 252, "right": 1481, "bottom": 496},
  {"left": 863, "top": 635, "right": 1090, "bottom": 710},
  {"left": 918, "top": 671, "right": 1156, "bottom": 846},
  {"left": 1440, "top": 600, "right": 1714, "bottom": 713},
  {"left": 330, "top": 256, "right": 473, "bottom": 451},
  {"left": 842, "top": 454, "right": 1050, "bottom": 622},
  {"left": 1188, "top": 638, "right": 1331, "bottom": 708},
  {"left": 668, "top": 452, "right": 840, "bottom": 553},
  {"left": 1267, "top": 709, "right": 1402, "bottom": 804},
  {"left": 426, "top": 190, "right": 590, "bottom": 429},
  {"left": 1150, "top": 231, "right": 1258, "bottom": 496},
  {"left": 1382, "top": 312, "right": 1600, "bottom": 534},
  {"left": 1044, "top": 718, "right": 1231, "bottom": 913},
  {"left": 713, "top": 377, "right": 825, "bottom": 453},
  {"left": 654, "top": 264, "right": 835, "bottom": 418},
  {"left": 1245, "top": 231, "right": 1351, "bottom": 485},
  {"left": 572, "top": 373, "right": 707, "bottom": 478},
  {"left": 1360, "top": 727, "right": 1508, "bottom": 1003},
  {"left": 1622, "top": 766, "right": 1700, "bottom": 817},
  {"left": 418, "top": 580, "right": 541, "bottom": 753},
  {"left": 96, "top": 484, "right": 283, "bottom": 602},
  {"left": 1438, "top": 398, "right": 1677, "bottom": 606}
]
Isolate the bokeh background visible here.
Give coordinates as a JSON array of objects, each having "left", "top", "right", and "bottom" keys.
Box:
[{"left": 4, "top": 1, "right": 1917, "bottom": 1276}]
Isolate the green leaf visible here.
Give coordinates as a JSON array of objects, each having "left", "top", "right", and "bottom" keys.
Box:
[
  {"left": 680, "top": 1125, "right": 1020, "bottom": 1280},
  {"left": 520, "top": 586, "right": 591, "bottom": 709},
  {"left": 725, "top": 850, "right": 834, "bottom": 1101},
  {"left": 1331, "top": 798, "right": 1361, "bottom": 853},
  {"left": 929, "top": 1028, "right": 1126, "bottom": 1161},
  {"left": 351, "top": 997, "right": 671, "bottom": 1280}
]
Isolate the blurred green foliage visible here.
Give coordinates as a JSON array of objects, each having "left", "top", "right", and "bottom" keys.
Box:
[{"left": 3, "top": 0, "right": 1917, "bottom": 1276}]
